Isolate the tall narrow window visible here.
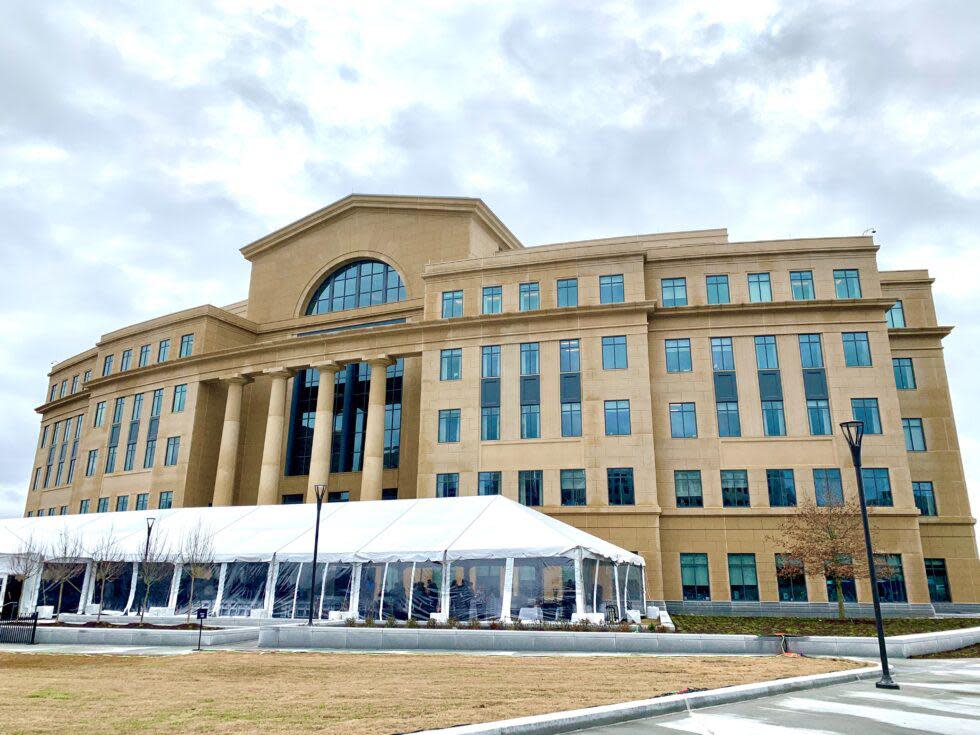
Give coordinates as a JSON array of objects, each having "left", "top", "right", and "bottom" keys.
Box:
[
  {"left": 886, "top": 300, "right": 906, "bottom": 328},
  {"left": 481, "top": 407, "right": 499, "bottom": 441},
  {"left": 438, "top": 409, "right": 461, "bottom": 443},
  {"left": 874, "top": 553, "right": 907, "bottom": 602},
  {"left": 766, "top": 469, "right": 796, "bottom": 507},
  {"left": 102, "top": 354, "right": 114, "bottom": 376},
  {"left": 680, "top": 553, "right": 710, "bottom": 600},
  {"left": 560, "top": 339, "right": 582, "bottom": 438},
  {"left": 518, "top": 282, "right": 540, "bottom": 311},
  {"left": 481, "top": 345, "right": 500, "bottom": 441},
  {"left": 834, "top": 269, "right": 862, "bottom": 299},
  {"left": 861, "top": 468, "right": 893, "bottom": 506},
  {"left": 116, "top": 495, "right": 128, "bottom": 512},
  {"left": 665, "top": 338, "right": 692, "bottom": 373},
  {"left": 482, "top": 345, "right": 500, "bottom": 378},
  {"left": 159, "top": 491, "right": 173, "bottom": 509},
  {"left": 79, "top": 499, "right": 90, "bottom": 514},
  {"left": 172, "top": 384, "right": 187, "bottom": 412},
  {"left": 93, "top": 401, "right": 105, "bottom": 427},
  {"left": 607, "top": 468, "right": 635, "bottom": 506},
  {"left": 813, "top": 468, "right": 844, "bottom": 506},
  {"left": 164, "top": 436, "right": 181, "bottom": 466},
  {"left": 138, "top": 344, "right": 151, "bottom": 367},
  {"left": 179, "top": 333, "right": 195, "bottom": 357},
  {"left": 913, "top": 481, "right": 937, "bottom": 516},
  {"left": 120, "top": 349, "right": 132, "bottom": 371},
  {"left": 604, "top": 400, "right": 631, "bottom": 436},
  {"left": 706, "top": 274, "right": 730, "bottom": 305},
  {"left": 135, "top": 493, "right": 149, "bottom": 511},
  {"left": 599, "top": 274, "right": 625, "bottom": 304},
  {"left": 560, "top": 469, "right": 586, "bottom": 506},
  {"left": 482, "top": 286, "right": 502, "bottom": 315},
  {"left": 556, "top": 278, "right": 578, "bottom": 308},
  {"left": 748, "top": 273, "right": 772, "bottom": 302},
  {"left": 440, "top": 348, "right": 462, "bottom": 381},
  {"left": 518, "top": 470, "right": 542, "bottom": 506},
  {"left": 158, "top": 339, "right": 170, "bottom": 362},
  {"left": 674, "top": 470, "right": 703, "bottom": 508},
  {"left": 520, "top": 342, "right": 540, "bottom": 439},
  {"left": 441, "top": 290, "right": 463, "bottom": 318},
  {"left": 728, "top": 554, "right": 759, "bottom": 601},
  {"left": 721, "top": 470, "right": 750, "bottom": 507},
  {"left": 842, "top": 332, "right": 872, "bottom": 366},
  {"left": 776, "top": 555, "right": 808, "bottom": 601},
  {"left": 661, "top": 278, "right": 687, "bottom": 307},
  {"left": 893, "top": 358, "right": 916, "bottom": 389},
  {"left": 924, "top": 559, "right": 951, "bottom": 603},
  {"left": 97, "top": 497, "right": 109, "bottom": 513},
  {"left": 851, "top": 398, "right": 882, "bottom": 434},
  {"left": 669, "top": 402, "right": 697, "bottom": 438},
  {"left": 601, "top": 336, "right": 628, "bottom": 369},
  {"left": 903, "top": 418, "right": 926, "bottom": 451},
  {"left": 790, "top": 270, "right": 815, "bottom": 300}
]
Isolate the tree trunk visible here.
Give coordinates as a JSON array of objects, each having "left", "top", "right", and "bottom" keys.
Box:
[
  {"left": 98, "top": 576, "right": 106, "bottom": 622},
  {"left": 140, "top": 582, "right": 151, "bottom": 625},
  {"left": 186, "top": 575, "right": 196, "bottom": 624},
  {"left": 56, "top": 581, "right": 64, "bottom": 618},
  {"left": 834, "top": 577, "right": 845, "bottom": 620}
]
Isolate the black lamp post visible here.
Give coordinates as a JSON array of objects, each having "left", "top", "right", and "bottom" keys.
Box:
[
  {"left": 307, "top": 484, "right": 327, "bottom": 626},
  {"left": 840, "top": 420, "right": 899, "bottom": 689}
]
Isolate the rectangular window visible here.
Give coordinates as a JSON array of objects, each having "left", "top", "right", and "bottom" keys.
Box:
[
  {"left": 762, "top": 400, "right": 787, "bottom": 437},
  {"left": 482, "top": 286, "right": 502, "bottom": 315},
  {"left": 604, "top": 400, "right": 631, "bottom": 436},
  {"left": 798, "top": 334, "right": 824, "bottom": 368},
  {"left": 440, "top": 348, "right": 462, "bottom": 381},
  {"left": 728, "top": 554, "right": 759, "bottom": 601},
  {"left": 706, "top": 274, "right": 730, "bottom": 305},
  {"left": 861, "top": 468, "right": 893, "bottom": 506},
  {"left": 79, "top": 499, "right": 90, "bottom": 514},
  {"left": 520, "top": 404, "right": 540, "bottom": 439},
  {"left": 158, "top": 491, "right": 173, "bottom": 509},
  {"left": 661, "top": 277, "right": 687, "bottom": 307},
  {"left": 561, "top": 402, "right": 582, "bottom": 437},
  {"left": 328, "top": 491, "right": 349, "bottom": 503},
  {"left": 441, "top": 290, "right": 463, "bottom": 318},
  {"left": 559, "top": 339, "right": 580, "bottom": 373},
  {"left": 93, "top": 401, "right": 106, "bottom": 427},
  {"left": 518, "top": 282, "right": 540, "bottom": 311},
  {"left": 518, "top": 469, "right": 543, "bottom": 506},
  {"left": 49, "top": 384, "right": 57, "bottom": 402},
  {"left": 813, "top": 468, "right": 844, "bottom": 506},
  {"left": 164, "top": 436, "right": 180, "bottom": 466},
  {"left": 826, "top": 559, "right": 857, "bottom": 603},
  {"left": 754, "top": 335, "right": 779, "bottom": 370},
  {"left": 478, "top": 471, "right": 500, "bottom": 496},
  {"left": 599, "top": 274, "right": 625, "bottom": 304},
  {"left": 556, "top": 278, "right": 578, "bottom": 308},
  {"left": 85, "top": 449, "right": 98, "bottom": 477},
  {"left": 172, "top": 384, "right": 187, "bottom": 412},
  {"left": 607, "top": 467, "right": 635, "bottom": 506},
  {"left": 438, "top": 409, "right": 461, "bottom": 443},
  {"left": 665, "top": 338, "right": 692, "bottom": 373},
  {"left": 560, "top": 469, "right": 586, "bottom": 506},
  {"left": 179, "top": 333, "right": 195, "bottom": 358},
  {"left": 842, "top": 332, "right": 872, "bottom": 366},
  {"left": 138, "top": 344, "right": 151, "bottom": 367},
  {"left": 481, "top": 406, "right": 499, "bottom": 441},
  {"left": 120, "top": 349, "right": 132, "bottom": 371},
  {"left": 59, "top": 379, "right": 67, "bottom": 398},
  {"left": 115, "top": 495, "right": 128, "bottom": 512},
  {"left": 710, "top": 337, "right": 735, "bottom": 371},
  {"left": 721, "top": 469, "right": 750, "bottom": 508},
  {"left": 481, "top": 345, "right": 500, "bottom": 378},
  {"left": 776, "top": 555, "right": 808, "bottom": 601},
  {"left": 381, "top": 488, "right": 398, "bottom": 501},
  {"left": 913, "top": 481, "right": 937, "bottom": 516},
  {"left": 680, "top": 553, "right": 710, "bottom": 600},
  {"left": 519, "top": 342, "right": 539, "bottom": 375},
  {"left": 834, "top": 269, "right": 862, "bottom": 299},
  {"left": 97, "top": 497, "right": 109, "bottom": 513},
  {"left": 767, "top": 469, "right": 797, "bottom": 507},
  {"left": 807, "top": 399, "right": 832, "bottom": 436},
  {"left": 893, "top": 358, "right": 916, "bottom": 390},
  {"left": 601, "top": 336, "right": 628, "bottom": 370},
  {"left": 674, "top": 470, "right": 703, "bottom": 508},
  {"left": 716, "top": 402, "right": 741, "bottom": 438},
  {"left": 748, "top": 272, "right": 773, "bottom": 303},
  {"left": 924, "top": 559, "right": 951, "bottom": 603},
  {"left": 669, "top": 402, "right": 697, "bottom": 438},
  {"left": 886, "top": 300, "right": 906, "bottom": 328},
  {"left": 135, "top": 493, "right": 149, "bottom": 511},
  {"left": 851, "top": 398, "right": 882, "bottom": 434},
  {"left": 83, "top": 369, "right": 92, "bottom": 383},
  {"left": 70, "top": 375, "right": 79, "bottom": 394},
  {"left": 436, "top": 473, "right": 458, "bottom": 498},
  {"left": 790, "top": 270, "right": 815, "bottom": 300},
  {"left": 102, "top": 354, "right": 114, "bottom": 376},
  {"left": 158, "top": 339, "right": 170, "bottom": 362},
  {"left": 874, "top": 553, "right": 907, "bottom": 602},
  {"left": 903, "top": 418, "right": 926, "bottom": 451}
]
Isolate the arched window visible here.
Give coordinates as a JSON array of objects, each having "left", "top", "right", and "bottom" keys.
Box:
[{"left": 306, "top": 259, "right": 406, "bottom": 315}]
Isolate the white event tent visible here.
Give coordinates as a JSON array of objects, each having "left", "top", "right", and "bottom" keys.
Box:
[{"left": 0, "top": 496, "right": 645, "bottom": 623}]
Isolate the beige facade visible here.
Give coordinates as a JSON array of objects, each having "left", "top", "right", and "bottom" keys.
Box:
[{"left": 25, "top": 195, "right": 979, "bottom": 607}]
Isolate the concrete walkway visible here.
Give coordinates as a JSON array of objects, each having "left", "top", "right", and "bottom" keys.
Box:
[{"left": 583, "top": 659, "right": 980, "bottom": 734}]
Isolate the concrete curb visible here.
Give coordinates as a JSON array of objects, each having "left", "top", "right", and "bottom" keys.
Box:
[
  {"left": 414, "top": 663, "right": 881, "bottom": 735},
  {"left": 787, "top": 625, "right": 980, "bottom": 658}
]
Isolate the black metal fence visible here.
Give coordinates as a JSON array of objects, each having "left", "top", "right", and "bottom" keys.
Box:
[{"left": 0, "top": 613, "right": 39, "bottom": 644}]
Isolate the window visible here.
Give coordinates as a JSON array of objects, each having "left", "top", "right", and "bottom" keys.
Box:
[
  {"left": 306, "top": 259, "right": 406, "bottom": 314},
  {"left": 834, "top": 269, "right": 862, "bottom": 299},
  {"left": 31, "top": 467, "right": 41, "bottom": 490},
  {"left": 478, "top": 471, "right": 500, "bottom": 496},
  {"left": 102, "top": 354, "right": 113, "bottom": 376},
  {"left": 135, "top": 493, "right": 149, "bottom": 511},
  {"left": 776, "top": 555, "right": 808, "bottom": 601},
  {"left": 886, "top": 300, "right": 906, "bottom": 328},
  {"left": 97, "top": 497, "right": 109, "bottom": 513},
  {"left": 762, "top": 401, "right": 786, "bottom": 437},
  {"left": 481, "top": 345, "right": 500, "bottom": 378},
  {"left": 164, "top": 436, "right": 181, "bottom": 466},
  {"left": 328, "top": 491, "right": 349, "bottom": 503},
  {"left": 560, "top": 469, "right": 586, "bottom": 506},
  {"left": 158, "top": 491, "right": 173, "bottom": 509},
  {"left": 438, "top": 409, "right": 461, "bottom": 443},
  {"left": 665, "top": 338, "right": 692, "bottom": 373},
  {"left": 874, "top": 553, "right": 907, "bottom": 602},
  {"left": 559, "top": 339, "right": 580, "bottom": 373},
  {"left": 59, "top": 379, "right": 67, "bottom": 398},
  {"left": 441, "top": 290, "right": 463, "bottom": 318},
  {"left": 93, "top": 401, "right": 106, "bottom": 427},
  {"left": 436, "top": 473, "right": 458, "bottom": 498},
  {"left": 49, "top": 384, "right": 56, "bottom": 402},
  {"left": 179, "top": 333, "right": 195, "bottom": 358},
  {"left": 826, "top": 559, "right": 857, "bottom": 603},
  {"left": 172, "top": 384, "right": 187, "bottom": 412},
  {"left": 721, "top": 470, "right": 750, "bottom": 508},
  {"left": 710, "top": 337, "right": 735, "bottom": 371},
  {"left": 556, "top": 278, "right": 578, "bottom": 308},
  {"left": 607, "top": 468, "right": 635, "bottom": 505},
  {"left": 482, "top": 286, "right": 502, "bottom": 315},
  {"left": 674, "top": 470, "right": 703, "bottom": 508},
  {"left": 728, "top": 554, "right": 759, "bottom": 601},
  {"left": 120, "top": 349, "right": 132, "bottom": 371},
  {"left": 893, "top": 358, "right": 916, "bottom": 390},
  {"left": 716, "top": 402, "right": 741, "bottom": 438},
  {"left": 842, "top": 332, "right": 871, "bottom": 366},
  {"left": 520, "top": 404, "right": 540, "bottom": 439},
  {"left": 481, "top": 407, "right": 499, "bottom": 441},
  {"left": 518, "top": 470, "right": 542, "bottom": 506},
  {"left": 813, "top": 468, "right": 844, "bottom": 506},
  {"left": 903, "top": 418, "right": 926, "bottom": 451},
  {"left": 601, "top": 336, "right": 628, "bottom": 370},
  {"left": 925, "top": 559, "right": 951, "bottom": 603},
  {"left": 754, "top": 336, "right": 778, "bottom": 369},
  {"left": 115, "top": 495, "right": 128, "bottom": 512},
  {"left": 440, "top": 348, "right": 462, "bottom": 381},
  {"left": 851, "top": 398, "right": 882, "bottom": 434},
  {"left": 158, "top": 339, "right": 170, "bottom": 362},
  {"left": 748, "top": 273, "right": 772, "bottom": 303},
  {"left": 861, "top": 468, "right": 893, "bottom": 506},
  {"left": 604, "top": 400, "right": 631, "bottom": 436},
  {"left": 599, "top": 274, "right": 625, "bottom": 304},
  {"left": 798, "top": 334, "right": 824, "bottom": 368},
  {"left": 807, "top": 399, "right": 832, "bottom": 436},
  {"left": 520, "top": 342, "right": 539, "bottom": 375},
  {"left": 669, "top": 402, "right": 697, "bottom": 438},
  {"left": 767, "top": 469, "right": 796, "bottom": 507},
  {"left": 518, "top": 282, "right": 540, "bottom": 311},
  {"left": 79, "top": 499, "right": 90, "bottom": 514},
  {"left": 138, "top": 344, "right": 151, "bottom": 367},
  {"left": 83, "top": 369, "right": 91, "bottom": 383},
  {"left": 661, "top": 277, "right": 687, "bottom": 307},
  {"left": 680, "top": 553, "right": 710, "bottom": 600},
  {"left": 561, "top": 402, "right": 582, "bottom": 438},
  {"left": 790, "top": 270, "right": 815, "bottom": 300},
  {"left": 706, "top": 274, "right": 730, "bottom": 305},
  {"left": 85, "top": 449, "right": 98, "bottom": 477},
  {"left": 913, "top": 481, "right": 937, "bottom": 516},
  {"left": 70, "top": 375, "right": 79, "bottom": 394},
  {"left": 381, "top": 488, "right": 398, "bottom": 501}
]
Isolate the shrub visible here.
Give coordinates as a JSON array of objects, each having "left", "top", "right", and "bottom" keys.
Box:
[
  {"left": 406, "top": 618, "right": 419, "bottom": 629},
  {"left": 364, "top": 616, "right": 375, "bottom": 627},
  {"left": 466, "top": 617, "right": 481, "bottom": 629},
  {"left": 345, "top": 617, "right": 357, "bottom": 627},
  {"left": 385, "top": 616, "right": 397, "bottom": 628},
  {"left": 425, "top": 617, "right": 438, "bottom": 628}
]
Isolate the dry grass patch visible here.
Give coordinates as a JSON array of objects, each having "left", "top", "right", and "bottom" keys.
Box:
[{"left": 0, "top": 651, "right": 863, "bottom": 735}]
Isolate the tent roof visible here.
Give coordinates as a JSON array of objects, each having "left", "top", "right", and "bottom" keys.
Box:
[{"left": 0, "top": 496, "right": 644, "bottom": 566}]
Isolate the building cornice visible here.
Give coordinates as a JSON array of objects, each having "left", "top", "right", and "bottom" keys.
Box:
[
  {"left": 49, "top": 347, "right": 99, "bottom": 375},
  {"left": 887, "top": 326, "right": 954, "bottom": 339},
  {"left": 652, "top": 297, "right": 895, "bottom": 319},
  {"left": 97, "top": 304, "right": 258, "bottom": 346}
]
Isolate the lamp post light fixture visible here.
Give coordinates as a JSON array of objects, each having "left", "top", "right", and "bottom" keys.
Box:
[
  {"left": 840, "top": 420, "right": 899, "bottom": 690},
  {"left": 307, "top": 484, "right": 328, "bottom": 626}
]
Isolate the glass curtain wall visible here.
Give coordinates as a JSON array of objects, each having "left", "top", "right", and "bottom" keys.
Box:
[{"left": 511, "top": 557, "right": 576, "bottom": 622}]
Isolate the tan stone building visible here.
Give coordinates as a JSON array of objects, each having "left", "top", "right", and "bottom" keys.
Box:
[{"left": 25, "top": 194, "right": 979, "bottom": 611}]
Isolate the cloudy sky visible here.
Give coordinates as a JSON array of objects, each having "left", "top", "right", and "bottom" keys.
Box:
[{"left": 1, "top": 1, "right": 978, "bottom": 524}]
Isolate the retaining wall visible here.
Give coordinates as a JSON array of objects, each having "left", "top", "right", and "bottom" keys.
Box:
[
  {"left": 786, "top": 625, "right": 980, "bottom": 658},
  {"left": 664, "top": 601, "right": 937, "bottom": 618},
  {"left": 35, "top": 624, "right": 261, "bottom": 647}
]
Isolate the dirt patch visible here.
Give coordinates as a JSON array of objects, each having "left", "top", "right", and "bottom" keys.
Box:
[
  {"left": 0, "top": 650, "right": 864, "bottom": 735},
  {"left": 51, "top": 622, "right": 221, "bottom": 631}
]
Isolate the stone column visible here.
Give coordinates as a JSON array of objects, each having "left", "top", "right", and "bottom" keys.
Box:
[
  {"left": 212, "top": 376, "right": 250, "bottom": 507},
  {"left": 359, "top": 355, "right": 392, "bottom": 502},
  {"left": 306, "top": 360, "right": 340, "bottom": 503},
  {"left": 256, "top": 368, "right": 294, "bottom": 506}
]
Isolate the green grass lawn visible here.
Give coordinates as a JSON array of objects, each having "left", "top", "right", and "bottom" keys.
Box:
[{"left": 671, "top": 615, "right": 980, "bottom": 637}]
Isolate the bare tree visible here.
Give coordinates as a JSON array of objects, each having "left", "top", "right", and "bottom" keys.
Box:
[
  {"left": 90, "top": 533, "right": 128, "bottom": 622},
  {"left": 138, "top": 530, "right": 175, "bottom": 625},
  {"left": 178, "top": 522, "right": 215, "bottom": 622},
  {"left": 770, "top": 499, "right": 888, "bottom": 619},
  {"left": 41, "top": 528, "right": 86, "bottom": 617}
]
